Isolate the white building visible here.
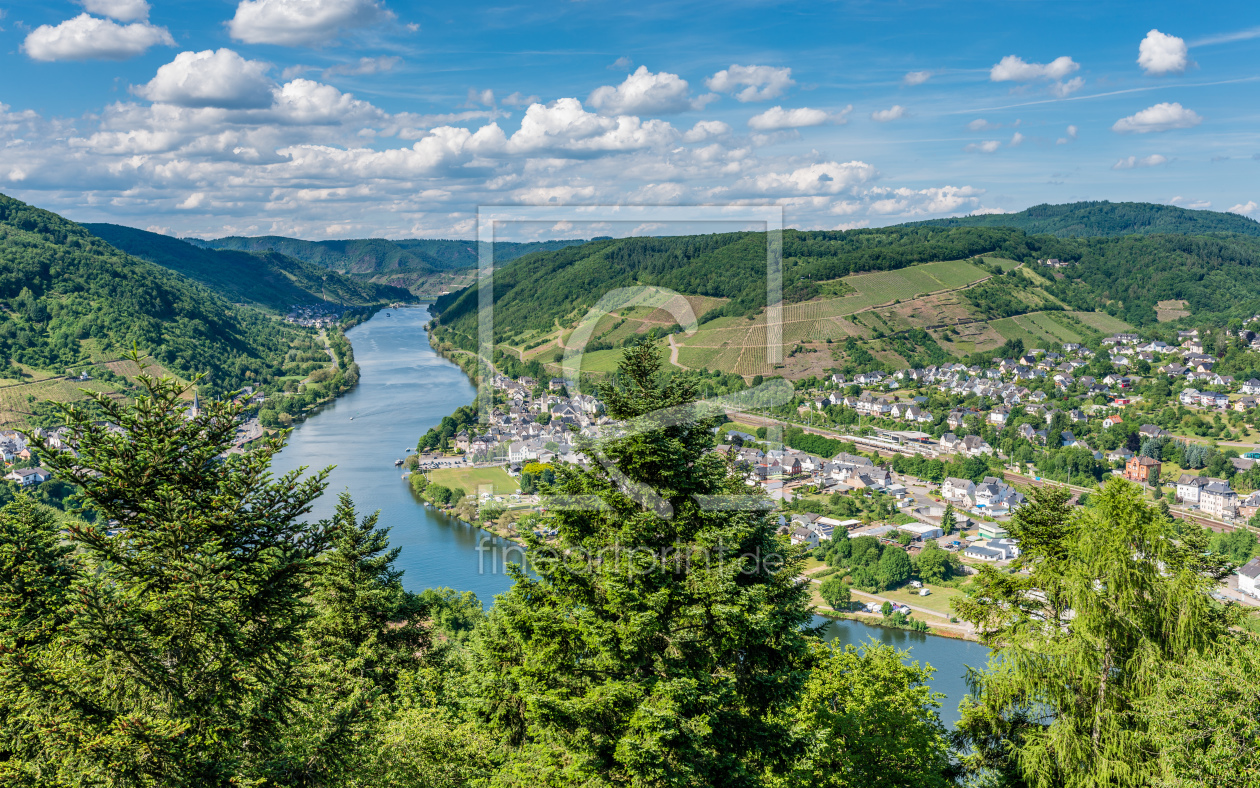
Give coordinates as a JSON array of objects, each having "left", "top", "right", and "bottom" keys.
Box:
[
  {"left": 900, "top": 522, "right": 944, "bottom": 541},
  {"left": 1239, "top": 557, "right": 1260, "bottom": 598}
]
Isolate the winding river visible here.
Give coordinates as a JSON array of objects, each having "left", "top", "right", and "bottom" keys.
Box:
[{"left": 270, "top": 305, "right": 987, "bottom": 725}]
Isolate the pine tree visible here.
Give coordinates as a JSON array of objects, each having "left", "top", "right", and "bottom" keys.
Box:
[
  {"left": 0, "top": 360, "right": 335, "bottom": 787},
  {"left": 470, "top": 342, "right": 813, "bottom": 786},
  {"left": 279, "top": 493, "right": 431, "bottom": 786}
]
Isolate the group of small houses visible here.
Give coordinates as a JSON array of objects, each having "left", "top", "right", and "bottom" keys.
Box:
[
  {"left": 810, "top": 329, "right": 1260, "bottom": 429},
  {"left": 779, "top": 473, "right": 1024, "bottom": 569},
  {"left": 456, "top": 375, "right": 605, "bottom": 466},
  {"left": 283, "top": 304, "right": 344, "bottom": 328},
  {"left": 0, "top": 429, "right": 50, "bottom": 487}
]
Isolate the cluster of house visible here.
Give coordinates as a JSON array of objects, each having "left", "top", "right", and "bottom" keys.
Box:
[
  {"left": 0, "top": 430, "right": 51, "bottom": 487},
  {"left": 454, "top": 375, "right": 604, "bottom": 466},
  {"left": 284, "top": 304, "right": 344, "bottom": 328},
  {"left": 1037, "top": 258, "right": 1070, "bottom": 268},
  {"left": 1174, "top": 472, "right": 1260, "bottom": 521},
  {"left": 941, "top": 475, "right": 1027, "bottom": 517},
  {"left": 784, "top": 505, "right": 1024, "bottom": 570},
  {"left": 718, "top": 442, "right": 901, "bottom": 502}
]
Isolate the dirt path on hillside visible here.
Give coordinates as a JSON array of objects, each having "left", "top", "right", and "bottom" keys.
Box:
[{"left": 667, "top": 334, "right": 688, "bottom": 369}]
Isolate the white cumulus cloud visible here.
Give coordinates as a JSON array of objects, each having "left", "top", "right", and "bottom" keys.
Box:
[
  {"left": 753, "top": 160, "right": 878, "bottom": 195},
  {"left": 22, "top": 14, "right": 173, "bottom": 61},
  {"left": 1112, "top": 102, "right": 1202, "bottom": 133},
  {"left": 1049, "top": 77, "right": 1085, "bottom": 97},
  {"left": 1056, "top": 124, "right": 1079, "bottom": 144},
  {"left": 1112, "top": 154, "right": 1168, "bottom": 169},
  {"left": 990, "top": 54, "right": 1079, "bottom": 82},
  {"left": 1009, "top": 131, "right": 1025, "bottom": 146},
  {"left": 682, "top": 120, "right": 730, "bottom": 142},
  {"left": 1229, "top": 201, "right": 1258, "bottom": 216},
  {"left": 990, "top": 55, "right": 1083, "bottom": 96},
  {"left": 508, "top": 98, "right": 676, "bottom": 153},
  {"left": 587, "top": 66, "right": 705, "bottom": 115},
  {"left": 705, "top": 65, "right": 795, "bottom": 102},
  {"left": 1138, "top": 29, "right": 1189, "bottom": 75},
  {"left": 903, "top": 70, "right": 931, "bottom": 86},
  {"left": 229, "top": 0, "right": 391, "bottom": 46},
  {"left": 870, "top": 105, "right": 905, "bottom": 122},
  {"left": 747, "top": 105, "right": 849, "bottom": 130},
  {"left": 81, "top": 0, "right": 151, "bottom": 22},
  {"left": 134, "top": 49, "right": 275, "bottom": 109}
]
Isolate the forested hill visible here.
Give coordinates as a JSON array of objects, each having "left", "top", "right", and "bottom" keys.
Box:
[
  {"left": 905, "top": 201, "right": 1260, "bottom": 238},
  {"left": 434, "top": 224, "right": 1260, "bottom": 349},
  {"left": 0, "top": 194, "right": 313, "bottom": 397},
  {"left": 434, "top": 226, "right": 1051, "bottom": 334},
  {"left": 193, "top": 234, "right": 587, "bottom": 275},
  {"left": 83, "top": 223, "right": 411, "bottom": 310}
]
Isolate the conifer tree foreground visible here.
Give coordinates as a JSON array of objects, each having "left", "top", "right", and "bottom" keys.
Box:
[
  {"left": 0, "top": 364, "right": 336, "bottom": 787},
  {"left": 951, "top": 480, "right": 1239, "bottom": 788},
  {"left": 471, "top": 342, "right": 814, "bottom": 787}
]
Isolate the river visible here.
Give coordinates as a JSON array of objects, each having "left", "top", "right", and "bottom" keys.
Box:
[{"left": 271, "top": 305, "right": 988, "bottom": 725}]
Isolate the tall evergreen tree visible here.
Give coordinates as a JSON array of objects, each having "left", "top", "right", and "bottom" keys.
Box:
[
  {"left": 951, "top": 479, "right": 1237, "bottom": 788},
  {"left": 470, "top": 342, "right": 814, "bottom": 786},
  {"left": 278, "top": 492, "right": 431, "bottom": 786},
  {"left": 0, "top": 361, "right": 335, "bottom": 787}
]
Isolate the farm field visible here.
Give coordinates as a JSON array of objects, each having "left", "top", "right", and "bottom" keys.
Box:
[
  {"left": 990, "top": 315, "right": 1060, "bottom": 350},
  {"left": 1069, "top": 311, "right": 1134, "bottom": 333},
  {"left": 427, "top": 466, "right": 520, "bottom": 496},
  {"left": 662, "top": 259, "right": 994, "bottom": 376}
]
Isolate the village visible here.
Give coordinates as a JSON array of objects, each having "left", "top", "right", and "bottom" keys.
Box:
[
  {"left": 284, "top": 303, "right": 345, "bottom": 328},
  {"left": 412, "top": 322, "right": 1260, "bottom": 628}
]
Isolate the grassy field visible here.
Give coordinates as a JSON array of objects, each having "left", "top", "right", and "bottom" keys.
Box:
[
  {"left": 428, "top": 466, "right": 520, "bottom": 496},
  {"left": 981, "top": 256, "right": 1022, "bottom": 271},
  {"left": 990, "top": 316, "right": 1054, "bottom": 350},
  {"left": 1024, "top": 311, "right": 1084, "bottom": 343},
  {"left": 1069, "top": 311, "right": 1134, "bottom": 333},
  {"left": 875, "top": 583, "right": 965, "bottom": 617}
]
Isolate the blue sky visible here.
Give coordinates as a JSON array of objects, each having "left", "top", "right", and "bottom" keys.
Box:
[{"left": 0, "top": 0, "right": 1257, "bottom": 239}]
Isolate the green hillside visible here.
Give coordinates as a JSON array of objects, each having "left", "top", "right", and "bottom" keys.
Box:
[
  {"left": 906, "top": 200, "right": 1260, "bottom": 238},
  {"left": 429, "top": 210, "right": 1260, "bottom": 381},
  {"left": 433, "top": 227, "right": 1050, "bottom": 334},
  {"left": 0, "top": 194, "right": 323, "bottom": 400},
  {"left": 83, "top": 223, "right": 411, "bottom": 310},
  {"left": 194, "top": 234, "right": 587, "bottom": 274}
]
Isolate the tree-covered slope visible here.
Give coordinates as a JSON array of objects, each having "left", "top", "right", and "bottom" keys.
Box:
[
  {"left": 192, "top": 234, "right": 587, "bottom": 275},
  {"left": 433, "top": 226, "right": 1063, "bottom": 343},
  {"left": 906, "top": 200, "right": 1260, "bottom": 238},
  {"left": 432, "top": 220, "right": 1260, "bottom": 359},
  {"left": 83, "top": 223, "right": 411, "bottom": 310},
  {"left": 0, "top": 194, "right": 311, "bottom": 396}
]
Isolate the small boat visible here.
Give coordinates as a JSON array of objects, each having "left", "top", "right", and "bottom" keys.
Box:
[{"left": 394, "top": 458, "right": 404, "bottom": 466}]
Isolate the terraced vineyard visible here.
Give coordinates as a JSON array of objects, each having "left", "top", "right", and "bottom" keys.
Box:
[{"left": 510, "top": 253, "right": 1138, "bottom": 381}]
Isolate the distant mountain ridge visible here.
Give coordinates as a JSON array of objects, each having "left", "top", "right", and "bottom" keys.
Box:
[
  {"left": 83, "top": 224, "right": 410, "bottom": 310},
  {"left": 190, "top": 235, "right": 588, "bottom": 275},
  {"left": 904, "top": 201, "right": 1260, "bottom": 238}
]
